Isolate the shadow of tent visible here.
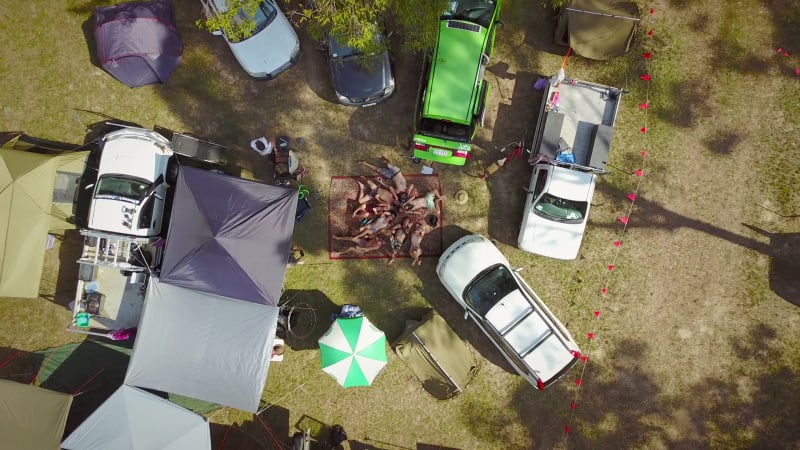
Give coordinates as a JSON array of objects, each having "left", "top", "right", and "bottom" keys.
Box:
[
  {"left": 0, "top": 347, "right": 43, "bottom": 384},
  {"left": 34, "top": 340, "right": 132, "bottom": 436},
  {"left": 765, "top": 232, "right": 800, "bottom": 306},
  {"left": 741, "top": 225, "right": 800, "bottom": 307},
  {"left": 211, "top": 405, "right": 292, "bottom": 450},
  {"left": 279, "top": 289, "right": 341, "bottom": 351}
]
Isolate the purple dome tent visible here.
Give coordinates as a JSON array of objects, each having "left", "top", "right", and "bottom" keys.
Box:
[{"left": 93, "top": 0, "right": 183, "bottom": 87}]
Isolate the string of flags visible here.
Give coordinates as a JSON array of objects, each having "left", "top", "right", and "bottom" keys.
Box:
[{"left": 562, "top": 6, "right": 657, "bottom": 441}]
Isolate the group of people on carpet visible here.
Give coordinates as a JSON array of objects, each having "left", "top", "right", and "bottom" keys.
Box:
[{"left": 331, "top": 155, "right": 443, "bottom": 265}]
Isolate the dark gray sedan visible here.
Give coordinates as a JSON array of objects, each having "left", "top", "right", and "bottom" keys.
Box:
[{"left": 326, "top": 33, "right": 395, "bottom": 107}]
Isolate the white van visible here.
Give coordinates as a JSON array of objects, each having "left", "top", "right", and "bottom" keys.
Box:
[{"left": 202, "top": 0, "right": 301, "bottom": 79}]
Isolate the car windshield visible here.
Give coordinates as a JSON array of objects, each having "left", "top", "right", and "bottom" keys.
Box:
[
  {"left": 533, "top": 193, "right": 587, "bottom": 223},
  {"left": 443, "top": 0, "right": 497, "bottom": 28},
  {"left": 464, "top": 264, "right": 519, "bottom": 316},
  {"left": 418, "top": 118, "right": 471, "bottom": 143},
  {"left": 228, "top": 0, "right": 278, "bottom": 43},
  {"left": 95, "top": 176, "right": 149, "bottom": 204},
  {"left": 329, "top": 32, "right": 385, "bottom": 61}
]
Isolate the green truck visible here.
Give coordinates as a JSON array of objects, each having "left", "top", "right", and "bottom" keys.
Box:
[{"left": 411, "top": 0, "right": 502, "bottom": 166}]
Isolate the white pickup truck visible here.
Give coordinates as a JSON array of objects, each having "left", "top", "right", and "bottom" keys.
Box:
[{"left": 518, "top": 77, "right": 623, "bottom": 260}]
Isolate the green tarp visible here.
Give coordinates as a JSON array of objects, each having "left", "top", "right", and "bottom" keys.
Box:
[
  {"left": 554, "top": 0, "right": 640, "bottom": 60},
  {"left": 0, "top": 379, "right": 73, "bottom": 450},
  {"left": 0, "top": 134, "right": 89, "bottom": 298},
  {"left": 392, "top": 310, "right": 479, "bottom": 400}
]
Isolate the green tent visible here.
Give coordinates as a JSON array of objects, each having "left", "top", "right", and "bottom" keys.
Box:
[
  {"left": 392, "top": 310, "right": 479, "bottom": 400},
  {"left": 0, "top": 135, "right": 89, "bottom": 298},
  {"left": 554, "top": 0, "right": 640, "bottom": 60},
  {"left": 0, "top": 379, "right": 73, "bottom": 449}
]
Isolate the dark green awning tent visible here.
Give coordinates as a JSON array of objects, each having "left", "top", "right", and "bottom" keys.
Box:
[
  {"left": 0, "top": 379, "right": 73, "bottom": 449},
  {"left": 554, "top": 0, "right": 640, "bottom": 60},
  {"left": 392, "top": 310, "right": 479, "bottom": 400},
  {"left": 0, "top": 133, "right": 89, "bottom": 298}
]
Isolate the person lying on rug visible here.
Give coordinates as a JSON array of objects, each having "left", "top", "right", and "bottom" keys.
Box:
[
  {"left": 330, "top": 236, "right": 384, "bottom": 258},
  {"left": 386, "top": 217, "right": 414, "bottom": 265},
  {"left": 352, "top": 199, "right": 392, "bottom": 219},
  {"left": 355, "top": 177, "right": 396, "bottom": 208},
  {"left": 358, "top": 156, "right": 412, "bottom": 204},
  {"left": 408, "top": 221, "right": 428, "bottom": 266},
  {"left": 336, "top": 211, "right": 396, "bottom": 239},
  {"left": 402, "top": 189, "right": 443, "bottom": 216}
]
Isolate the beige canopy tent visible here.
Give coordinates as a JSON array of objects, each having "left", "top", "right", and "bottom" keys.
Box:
[
  {"left": 0, "top": 379, "right": 73, "bottom": 449},
  {"left": 554, "top": 0, "right": 640, "bottom": 60},
  {"left": 0, "top": 133, "right": 89, "bottom": 298}
]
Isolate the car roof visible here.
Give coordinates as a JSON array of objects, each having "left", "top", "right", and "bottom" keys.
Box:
[{"left": 423, "top": 20, "right": 488, "bottom": 124}]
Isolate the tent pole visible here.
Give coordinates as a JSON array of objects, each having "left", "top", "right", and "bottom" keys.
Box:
[{"left": 566, "top": 7, "right": 641, "bottom": 21}]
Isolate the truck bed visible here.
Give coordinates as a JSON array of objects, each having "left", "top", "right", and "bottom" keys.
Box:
[{"left": 531, "top": 79, "right": 623, "bottom": 171}]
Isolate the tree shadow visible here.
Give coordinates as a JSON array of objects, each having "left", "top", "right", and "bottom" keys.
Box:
[{"left": 210, "top": 406, "right": 293, "bottom": 450}]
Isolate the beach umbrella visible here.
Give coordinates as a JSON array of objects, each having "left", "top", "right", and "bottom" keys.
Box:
[{"left": 318, "top": 316, "right": 387, "bottom": 387}]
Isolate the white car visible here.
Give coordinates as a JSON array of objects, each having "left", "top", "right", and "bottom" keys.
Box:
[
  {"left": 518, "top": 165, "right": 596, "bottom": 260},
  {"left": 204, "top": 0, "right": 301, "bottom": 79},
  {"left": 436, "top": 234, "right": 581, "bottom": 389},
  {"left": 86, "top": 128, "right": 174, "bottom": 237}
]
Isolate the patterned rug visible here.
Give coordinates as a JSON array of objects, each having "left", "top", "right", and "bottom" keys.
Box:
[{"left": 328, "top": 175, "right": 443, "bottom": 261}]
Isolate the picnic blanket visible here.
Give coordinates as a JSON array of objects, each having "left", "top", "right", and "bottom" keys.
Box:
[{"left": 328, "top": 175, "right": 443, "bottom": 260}]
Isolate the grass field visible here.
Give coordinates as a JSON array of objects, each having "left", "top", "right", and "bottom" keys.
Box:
[{"left": 1, "top": 0, "right": 799, "bottom": 448}]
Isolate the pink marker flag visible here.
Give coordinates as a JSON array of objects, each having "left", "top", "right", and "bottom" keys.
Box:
[
  {"left": 648, "top": 30, "right": 654, "bottom": 36},
  {"left": 565, "top": 426, "right": 571, "bottom": 434},
  {"left": 640, "top": 74, "right": 651, "bottom": 81},
  {"left": 643, "top": 52, "right": 652, "bottom": 59},
  {"left": 581, "top": 355, "right": 589, "bottom": 362},
  {"left": 634, "top": 169, "right": 644, "bottom": 177},
  {"left": 587, "top": 333, "right": 595, "bottom": 340},
  {"left": 601, "top": 287, "right": 608, "bottom": 295},
  {"left": 613, "top": 240, "right": 622, "bottom": 247},
  {"left": 594, "top": 311, "right": 601, "bottom": 317},
  {"left": 576, "top": 379, "right": 583, "bottom": 386},
  {"left": 626, "top": 193, "right": 637, "bottom": 201},
  {"left": 641, "top": 150, "right": 647, "bottom": 157},
  {"left": 608, "top": 264, "right": 615, "bottom": 271},
  {"left": 639, "top": 102, "right": 649, "bottom": 109},
  {"left": 795, "top": 68, "right": 800, "bottom": 76},
  {"left": 619, "top": 217, "right": 629, "bottom": 225},
  {"left": 640, "top": 126, "right": 647, "bottom": 133},
  {"left": 571, "top": 402, "right": 577, "bottom": 410},
  {"left": 650, "top": 8, "right": 655, "bottom": 14}
]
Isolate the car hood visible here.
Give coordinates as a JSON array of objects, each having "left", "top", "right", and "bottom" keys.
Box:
[
  {"left": 518, "top": 211, "right": 587, "bottom": 260},
  {"left": 227, "top": 14, "right": 299, "bottom": 77},
  {"left": 330, "top": 52, "right": 392, "bottom": 98},
  {"left": 485, "top": 290, "right": 576, "bottom": 384},
  {"left": 88, "top": 198, "right": 141, "bottom": 236},
  {"left": 437, "top": 235, "right": 507, "bottom": 299}
]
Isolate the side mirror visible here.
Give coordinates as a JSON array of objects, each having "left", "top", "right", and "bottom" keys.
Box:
[
  {"left": 463, "top": 310, "right": 469, "bottom": 320},
  {"left": 138, "top": 175, "right": 165, "bottom": 205}
]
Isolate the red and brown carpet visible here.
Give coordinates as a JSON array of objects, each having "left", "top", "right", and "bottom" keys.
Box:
[{"left": 328, "top": 175, "right": 444, "bottom": 260}]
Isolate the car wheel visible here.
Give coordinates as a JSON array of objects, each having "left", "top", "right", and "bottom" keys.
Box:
[{"left": 166, "top": 157, "right": 179, "bottom": 185}]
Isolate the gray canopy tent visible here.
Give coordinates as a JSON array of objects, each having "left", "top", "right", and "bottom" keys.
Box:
[
  {"left": 0, "top": 379, "right": 73, "bottom": 449},
  {"left": 62, "top": 385, "right": 210, "bottom": 450},
  {"left": 126, "top": 167, "right": 297, "bottom": 412},
  {"left": 392, "top": 310, "right": 479, "bottom": 400},
  {"left": 159, "top": 166, "right": 298, "bottom": 306},
  {"left": 554, "top": 0, "right": 640, "bottom": 60}
]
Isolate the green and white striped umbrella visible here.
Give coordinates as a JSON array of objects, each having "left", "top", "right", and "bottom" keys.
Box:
[{"left": 318, "top": 316, "right": 387, "bottom": 387}]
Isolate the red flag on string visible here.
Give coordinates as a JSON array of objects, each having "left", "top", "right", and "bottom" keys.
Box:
[
  {"left": 601, "top": 287, "right": 608, "bottom": 295},
  {"left": 626, "top": 193, "right": 637, "bottom": 201},
  {"left": 565, "top": 426, "right": 571, "bottom": 434},
  {"left": 640, "top": 126, "right": 647, "bottom": 133},
  {"left": 608, "top": 264, "right": 615, "bottom": 271},
  {"left": 650, "top": 8, "right": 655, "bottom": 14},
  {"left": 581, "top": 355, "right": 589, "bottom": 362},
  {"left": 643, "top": 52, "right": 652, "bottom": 59},
  {"left": 784, "top": 52, "right": 791, "bottom": 57},
  {"left": 634, "top": 169, "right": 644, "bottom": 177},
  {"left": 639, "top": 102, "right": 649, "bottom": 109},
  {"left": 647, "top": 30, "right": 654, "bottom": 36},
  {"left": 594, "top": 311, "right": 601, "bottom": 317},
  {"left": 795, "top": 68, "right": 800, "bottom": 76},
  {"left": 571, "top": 402, "right": 577, "bottom": 409},
  {"left": 613, "top": 240, "right": 622, "bottom": 247},
  {"left": 587, "top": 333, "right": 595, "bottom": 340},
  {"left": 641, "top": 150, "right": 647, "bottom": 157},
  {"left": 640, "top": 73, "right": 651, "bottom": 81},
  {"left": 576, "top": 379, "right": 583, "bottom": 386},
  {"left": 619, "top": 217, "right": 629, "bottom": 225}
]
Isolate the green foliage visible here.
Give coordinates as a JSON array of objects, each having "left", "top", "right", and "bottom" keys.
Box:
[
  {"left": 389, "top": 0, "right": 450, "bottom": 53},
  {"left": 196, "top": 0, "right": 262, "bottom": 43}
]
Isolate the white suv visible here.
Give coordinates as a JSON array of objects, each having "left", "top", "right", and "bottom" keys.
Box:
[
  {"left": 203, "top": 0, "right": 301, "bottom": 79},
  {"left": 436, "top": 234, "right": 581, "bottom": 389}
]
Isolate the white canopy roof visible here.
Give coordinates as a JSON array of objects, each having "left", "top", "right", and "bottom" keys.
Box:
[
  {"left": 61, "top": 385, "right": 210, "bottom": 450},
  {"left": 124, "top": 279, "right": 278, "bottom": 412}
]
